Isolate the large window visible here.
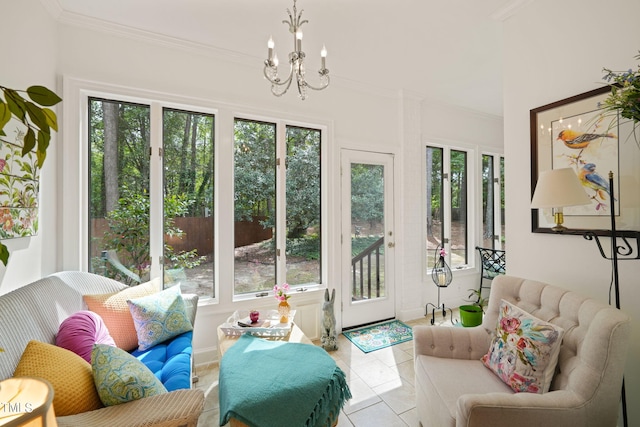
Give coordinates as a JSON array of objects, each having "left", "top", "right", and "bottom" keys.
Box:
[
  {"left": 88, "top": 98, "right": 215, "bottom": 297},
  {"left": 233, "top": 119, "right": 322, "bottom": 296},
  {"left": 425, "top": 145, "right": 471, "bottom": 271}
]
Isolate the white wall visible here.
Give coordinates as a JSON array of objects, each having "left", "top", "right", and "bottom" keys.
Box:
[
  {"left": 2, "top": 1, "right": 503, "bottom": 365},
  {"left": 398, "top": 94, "right": 504, "bottom": 321},
  {"left": 0, "top": 0, "right": 58, "bottom": 292},
  {"left": 504, "top": 0, "right": 640, "bottom": 425}
]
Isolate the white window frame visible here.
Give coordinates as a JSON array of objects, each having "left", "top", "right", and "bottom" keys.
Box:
[
  {"left": 479, "top": 151, "right": 505, "bottom": 250},
  {"left": 62, "top": 77, "right": 331, "bottom": 307},
  {"left": 423, "top": 142, "right": 476, "bottom": 278},
  {"left": 64, "top": 78, "right": 220, "bottom": 301},
  {"left": 231, "top": 114, "right": 328, "bottom": 300}
]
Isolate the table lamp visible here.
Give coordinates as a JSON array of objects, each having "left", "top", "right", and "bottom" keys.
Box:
[
  {"left": 531, "top": 167, "right": 591, "bottom": 232},
  {"left": 0, "top": 377, "right": 57, "bottom": 426}
]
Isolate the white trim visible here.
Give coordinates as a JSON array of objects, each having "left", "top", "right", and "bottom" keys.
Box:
[{"left": 490, "top": 0, "right": 536, "bottom": 21}]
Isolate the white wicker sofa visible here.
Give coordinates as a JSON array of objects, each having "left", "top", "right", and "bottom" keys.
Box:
[
  {"left": 414, "top": 275, "right": 630, "bottom": 427},
  {"left": 0, "top": 271, "right": 204, "bottom": 427}
]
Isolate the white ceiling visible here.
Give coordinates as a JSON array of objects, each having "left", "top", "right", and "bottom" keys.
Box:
[{"left": 45, "top": 0, "right": 528, "bottom": 117}]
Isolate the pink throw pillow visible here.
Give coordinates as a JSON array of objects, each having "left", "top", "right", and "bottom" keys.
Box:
[{"left": 56, "top": 310, "right": 116, "bottom": 362}]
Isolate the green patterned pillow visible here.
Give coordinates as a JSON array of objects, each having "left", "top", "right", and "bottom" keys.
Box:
[
  {"left": 91, "top": 344, "right": 167, "bottom": 406},
  {"left": 126, "top": 285, "right": 193, "bottom": 351}
]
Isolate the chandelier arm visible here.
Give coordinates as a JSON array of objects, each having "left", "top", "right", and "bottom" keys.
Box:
[
  {"left": 272, "top": 76, "right": 294, "bottom": 97},
  {"left": 263, "top": 63, "right": 295, "bottom": 87},
  {"left": 303, "top": 75, "right": 330, "bottom": 91}
]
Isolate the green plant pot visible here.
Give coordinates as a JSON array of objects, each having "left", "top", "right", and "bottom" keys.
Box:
[{"left": 459, "top": 305, "right": 483, "bottom": 327}]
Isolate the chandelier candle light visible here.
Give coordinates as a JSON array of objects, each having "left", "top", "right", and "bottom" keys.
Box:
[{"left": 264, "top": 0, "right": 329, "bottom": 100}]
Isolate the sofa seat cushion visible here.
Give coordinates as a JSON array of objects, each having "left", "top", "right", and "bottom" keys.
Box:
[
  {"left": 131, "top": 331, "right": 193, "bottom": 391},
  {"left": 415, "top": 354, "right": 512, "bottom": 427}
]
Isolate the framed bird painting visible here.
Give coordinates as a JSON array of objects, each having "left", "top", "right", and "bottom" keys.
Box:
[{"left": 531, "top": 86, "right": 640, "bottom": 235}]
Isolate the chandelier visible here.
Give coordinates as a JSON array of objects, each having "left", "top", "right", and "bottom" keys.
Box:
[{"left": 263, "top": 0, "right": 329, "bottom": 100}]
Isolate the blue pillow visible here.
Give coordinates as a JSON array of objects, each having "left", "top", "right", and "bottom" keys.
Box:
[
  {"left": 91, "top": 343, "right": 167, "bottom": 406},
  {"left": 127, "top": 285, "right": 193, "bottom": 351}
]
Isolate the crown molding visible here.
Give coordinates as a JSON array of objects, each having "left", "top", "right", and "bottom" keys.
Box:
[
  {"left": 490, "top": 0, "right": 536, "bottom": 21},
  {"left": 38, "top": 0, "right": 64, "bottom": 20},
  {"left": 56, "top": 8, "right": 256, "bottom": 68}
]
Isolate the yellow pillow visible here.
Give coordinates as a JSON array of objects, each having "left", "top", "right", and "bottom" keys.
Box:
[
  {"left": 13, "top": 340, "right": 103, "bottom": 416},
  {"left": 84, "top": 278, "right": 159, "bottom": 351}
]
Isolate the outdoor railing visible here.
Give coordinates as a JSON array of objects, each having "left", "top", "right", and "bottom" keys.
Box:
[{"left": 352, "top": 236, "right": 384, "bottom": 300}]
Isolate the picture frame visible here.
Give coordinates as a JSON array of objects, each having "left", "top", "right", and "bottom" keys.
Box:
[
  {"left": 0, "top": 121, "right": 40, "bottom": 240},
  {"left": 530, "top": 86, "right": 640, "bottom": 235}
]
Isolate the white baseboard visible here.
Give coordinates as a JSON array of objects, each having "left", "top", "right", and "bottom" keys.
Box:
[{"left": 194, "top": 346, "right": 218, "bottom": 366}]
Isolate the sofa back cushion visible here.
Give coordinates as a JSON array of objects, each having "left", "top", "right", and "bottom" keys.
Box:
[{"left": 84, "top": 278, "right": 160, "bottom": 351}]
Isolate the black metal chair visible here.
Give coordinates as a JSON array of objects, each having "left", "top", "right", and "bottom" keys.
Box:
[{"left": 475, "top": 246, "right": 506, "bottom": 302}]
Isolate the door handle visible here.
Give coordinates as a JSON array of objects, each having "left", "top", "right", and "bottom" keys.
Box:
[{"left": 388, "top": 242, "right": 395, "bottom": 248}]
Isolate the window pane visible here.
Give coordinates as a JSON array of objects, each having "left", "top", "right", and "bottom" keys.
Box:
[
  {"left": 482, "top": 154, "right": 494, "bottom": 249},
  {"left": 233, "top": 119, "right": 276, "bottom": 295},
  {"left": 163, "top": 108, "right": 215, "bottom": 297},
  {"left": 89, "top": 98, "right": 151, "bottom": 286},
  {"left": 426, "top": 147, "right": 443, "bottom": 269},
  {"left": 450, "top": 150, "right": 467, "bottom": 267},
  {"left": 285, "top": 126, "right": 321, "bottom": 285},
  {"left": 350, "top": 163, "right": 385, "bottom": 300}
]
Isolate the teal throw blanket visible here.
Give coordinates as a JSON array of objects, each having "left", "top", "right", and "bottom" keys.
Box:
[{"left": 219, "top": 334, "right": 351, "bottom": 427}]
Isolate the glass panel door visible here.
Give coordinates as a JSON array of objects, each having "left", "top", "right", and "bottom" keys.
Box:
[{"left": 341, "top": 150, "right": 395, "bottom": 328}]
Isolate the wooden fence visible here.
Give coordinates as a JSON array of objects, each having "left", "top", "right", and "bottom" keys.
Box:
[{"left": 91, "top": 216, "right": 272, "bottom": 258}]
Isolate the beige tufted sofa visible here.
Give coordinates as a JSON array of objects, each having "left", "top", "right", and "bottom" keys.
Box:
[
  {"left": 0, "top": 271, "right": 204, "bottom": 427},
  {"left": 414, "top": 275, "right": 630, "bottom": 427}
]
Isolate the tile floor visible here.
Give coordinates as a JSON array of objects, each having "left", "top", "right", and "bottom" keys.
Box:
[{"left": 195, "top": 310, "right": 458, "bottom": 427}]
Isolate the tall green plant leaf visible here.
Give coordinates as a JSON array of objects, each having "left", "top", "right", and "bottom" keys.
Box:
[
  {"left": 26, "top": 85, "right": 62, "bottom": 106},
  {"left": 0, "top": 242, "right": 9, "bottom": 266}
]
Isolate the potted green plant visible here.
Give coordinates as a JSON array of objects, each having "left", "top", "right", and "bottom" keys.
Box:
[
  {"left": 459, "top": 288, "right": 488, "bottom": 327},
  {"left": 600, "top": 51, "right": 640, "bottom": 145}
]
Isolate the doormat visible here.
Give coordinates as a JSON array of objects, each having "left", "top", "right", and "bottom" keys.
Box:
[{"left": 343, "top": 320, "right": 413, "bottom": 353}]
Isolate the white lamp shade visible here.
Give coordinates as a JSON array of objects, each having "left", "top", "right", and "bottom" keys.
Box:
[
  {"left": 531, "top": 168, "right": 591, "bottom": 209},
  {"left": 0, "top": 378, "right": 57, "bottom": 427}
]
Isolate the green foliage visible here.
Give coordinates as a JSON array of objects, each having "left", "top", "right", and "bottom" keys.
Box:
[
  {"left": 601, "top": 51, "right": 640, "bottom": 145},
  {"left": 233, "top": 122, "right": 321, "bottom": 240},
  {"left": 102, "top": 187, "right": 204, "bottom": 284},
  {"left": 0, "top": 85, "right": 62, "bottom": 265},
  {"left": 466, "top": 288, "right": 488, "bottom": 312},
  {"left": 233, "top": 119, "right": 276, "bottom": 222},
  {"left": 351, "top": 164, "right": 384, "bottom": 227},
  {"left": 286, "top": 234, "right": 320, "bottom": 260},
  {"left": 284, "top": 127, "right": 320, "bottom": 238}
]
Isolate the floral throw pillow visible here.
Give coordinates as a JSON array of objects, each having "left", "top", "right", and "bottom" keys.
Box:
[{"left": 481, "top": 299, "right": 564, "bottom": 393}]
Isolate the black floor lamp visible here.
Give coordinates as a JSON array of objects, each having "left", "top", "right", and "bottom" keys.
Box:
[
  {"left": 532, "top": 168, "right": 635, "bottom": 427},
  {"left": 584, "top": 172, "right": 639, "bottom": 427}
]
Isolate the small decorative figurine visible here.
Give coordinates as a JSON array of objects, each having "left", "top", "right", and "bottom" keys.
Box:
[{"left": 321, "top": 288, "right": 338, "bottom": 351}]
